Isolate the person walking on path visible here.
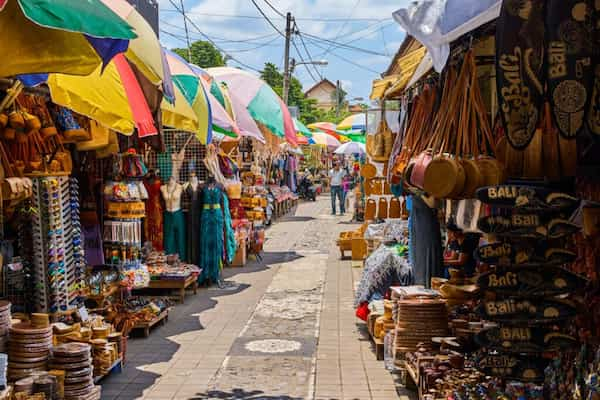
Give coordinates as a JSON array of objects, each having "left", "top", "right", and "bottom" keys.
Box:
[{"left": 329, "top": 162, "right": 347, "bottom": 215}]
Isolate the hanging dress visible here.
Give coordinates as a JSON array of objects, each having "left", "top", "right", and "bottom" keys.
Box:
[
  {"left": 199, "top": 186, "right": 225, "bottom": 284},
  {"left": 410, "top": 195, "right": 443, "bottom": 288},
  {"left": 185, "top": 184, "right": 201, "bottom": 265},
  {"left": 144, "top": 179, "right": 164, "bottom": 251}
]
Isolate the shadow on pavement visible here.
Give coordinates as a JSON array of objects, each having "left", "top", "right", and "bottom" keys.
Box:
[
  {"left": 188, "top": 389, "right": 305, "bottom": 399},
  {"left": 259, "top": 251, "right": 304, "bottom": 266},
  {"left": 277, "top": 215, "right": 315, "bottom": 223}
]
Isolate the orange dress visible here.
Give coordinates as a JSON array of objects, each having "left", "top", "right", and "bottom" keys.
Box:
[{"left": 144, "top": 179, "right": 164, "bottom": 251}]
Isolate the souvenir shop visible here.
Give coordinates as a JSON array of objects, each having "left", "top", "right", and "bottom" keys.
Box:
[
  {"left": 0, "top": 72, "right": 287, "bottom": 398},
  {"left": 346, "top": 1, "right": 600, "bottom": 398}
]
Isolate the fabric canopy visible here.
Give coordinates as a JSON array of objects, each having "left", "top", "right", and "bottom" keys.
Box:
[
  {"left": 383, "top": 47, "right": 427, "bottom": 98},
  {"left": 370, "top": 75, "right": 399, "bottom": 100},
  {"left": 392, "top": 0, "right": 501, "bottom": 72}
]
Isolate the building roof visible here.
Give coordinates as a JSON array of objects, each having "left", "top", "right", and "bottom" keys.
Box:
[{"left": 304, "top": 79, "right": 336, "bottom": 96}]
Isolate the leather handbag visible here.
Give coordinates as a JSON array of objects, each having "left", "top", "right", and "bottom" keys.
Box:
[
  {"left": 389, "top": 197, "right": 401, "bottom": 218},
  {"left": 364, "top": 198, "right": 377, "bottom": 221},
  {"left": 377, "top": 197, "right": 388, "bottom": 220}
]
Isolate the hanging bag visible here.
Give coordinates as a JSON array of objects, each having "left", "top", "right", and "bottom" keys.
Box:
[
  {"left": 377, "top": 197, "right": 388, "bottom": 220},
  {"left": 389, "top": 197, "right": 401, "bottom": 219}
]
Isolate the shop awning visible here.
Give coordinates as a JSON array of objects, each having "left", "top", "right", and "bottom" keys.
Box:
[
  {"left": 392, "top": 0, "right": 501, "bottom": 72},
  {"left": 370, "top": 75, "right": 398, "bottom": 100},
  {"left": 383, "top": 46, "right": 427, "bottom": 99}
]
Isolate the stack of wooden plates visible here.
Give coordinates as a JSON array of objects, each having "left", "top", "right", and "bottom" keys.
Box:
[
  {"left": 0, "top": 301, "right": 11, "bottom": 353},
  {"left": 395, "top": 298, "right": 448, "bottom": 353},
  {"left": 7, "top": 323, "right": 52, "bottom": 381},
  {"left": 49, "top": 343, "right": 99, "bottom": 400}
]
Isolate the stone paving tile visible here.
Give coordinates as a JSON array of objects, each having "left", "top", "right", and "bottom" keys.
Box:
[{"left": 101, "top": 197, "right": 409, "bottom": 400}]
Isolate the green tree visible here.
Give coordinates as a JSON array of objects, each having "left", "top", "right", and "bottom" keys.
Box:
[{"left": 172, "top": 40, "right": 225, "bottom": 68}]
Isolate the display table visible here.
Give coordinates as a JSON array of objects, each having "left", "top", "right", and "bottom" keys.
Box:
[
  {"left": 147, "top": 275, "right": 198, "bottom": 303},
  {"left": 132, "top": 308, "right": 170, "bottom": 337}
]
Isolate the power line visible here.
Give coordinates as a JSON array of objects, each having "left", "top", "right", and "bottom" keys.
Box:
[
  {"left": 302, "top": 35, "right": 381, "bottom": 74},
  {"left": 223, "top": 36, "right": 283, "bottom": 53},
  {"left": 262, "top": 0, "right": 285, "bottom": 18},
  {"left": 161, "top": 29, "right": 282, "bottom": 53},
  {"left": 160, "top": 19, "right": 279, "bottom": 44},
  {"left": 159, "top": 9, "right": 388, "bottom": 22},
  {"left": 294, "top": 21, "right": 323, "bottom": 80},
  {"left": 322, "top": 0, "right": 361, "bottom": 56},
  {"left": 166, "top": 0, "right": 261, "bottom": 72},
  {"left": 302, "top": 32, "right": 387, "bottom": 57},
  {"left": 250, "top": 0, "right": 285, "bottom": 37},
  {"left": 291, "top": 37, "right": 318, "bottom": 83}
]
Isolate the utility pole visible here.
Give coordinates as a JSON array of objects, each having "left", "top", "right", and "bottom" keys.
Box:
[
  {"left": 282, "top": 12, "right": 293, "bottom": 105},
  {"left": 336, "top": 80, "right": 341, "bottom": 118},
  {"left": 179, "top": 0, "right": 192, "bottom": 62}
]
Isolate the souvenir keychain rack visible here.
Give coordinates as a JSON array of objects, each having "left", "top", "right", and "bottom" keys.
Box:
[{"left": 30, "top": 176, "right": 83, "bottom": 313}]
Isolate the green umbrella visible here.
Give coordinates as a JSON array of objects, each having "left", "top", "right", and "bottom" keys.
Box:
[
  {"left": 345, "top": 133, "right": 366, "bottom": 144},
  {"left": 293, "top": 118, "right": 313, "bottom": 137}
]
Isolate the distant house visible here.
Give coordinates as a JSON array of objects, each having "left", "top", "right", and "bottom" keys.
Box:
[
  {"left": 304, "top": 79, "right": 337, "bottom": 110},
  {"left": 348, "top": 104, "right": 363, "bottom": 113}
]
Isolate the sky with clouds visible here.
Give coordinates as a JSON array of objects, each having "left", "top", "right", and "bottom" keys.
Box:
[{"left": 157, "top": 0, "right": 409, "bottom": 103}]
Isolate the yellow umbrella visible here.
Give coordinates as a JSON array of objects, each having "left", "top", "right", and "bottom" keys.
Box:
[
  {"left": 48, "top": 54, "right": 160, "bottom": 136},
  {"left": 161, "top": 85, "right": 200, "bottom": 134}
]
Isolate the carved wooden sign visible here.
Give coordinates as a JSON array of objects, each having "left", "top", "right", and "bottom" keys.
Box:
[
  {"left": 476, "top": 242, "right": 576, "bottom": 266},
  {"left": 477, "top": 297, "right": 577, "bottom": 324},
  {"left": 477, "top": 186, "right": 579, "bottom": 211},
  {"left": 478, "top": 215, "right": 579, "bottom": 238},
  {"left": 476, "top": 326, "right": 577, "bottom": 353},
  {"left": 477, "top": 354, "right": 547, "bottom": 382},
  {"left": 477, "top": 266, "right": 586, "bottom": 297}
]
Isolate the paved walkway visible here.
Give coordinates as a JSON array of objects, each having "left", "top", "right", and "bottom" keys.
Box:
[{"left": 100, "top": 196, "right": 400, "bottom": 400}]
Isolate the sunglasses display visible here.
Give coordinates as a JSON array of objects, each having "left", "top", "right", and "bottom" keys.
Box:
[{"left": 28, "top": 176, "right": 87, "bottom": 313}]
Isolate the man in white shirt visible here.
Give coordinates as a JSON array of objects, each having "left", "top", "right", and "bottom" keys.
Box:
[{"left": 328, "top": 163, "right": 347, "bottom": 215}]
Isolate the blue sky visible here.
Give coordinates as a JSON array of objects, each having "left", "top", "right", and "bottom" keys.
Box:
[{"left": 157, "top": 0, "right": 407, "bottom": 103}]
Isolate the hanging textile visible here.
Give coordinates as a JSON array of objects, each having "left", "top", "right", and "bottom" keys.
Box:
[{"left": 495, "top": 0, "right": 545, "bottom": 149}]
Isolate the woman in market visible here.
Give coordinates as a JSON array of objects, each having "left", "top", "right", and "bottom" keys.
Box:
[{"left": 443, "top": 222, "right": 480, "bottom": 279}]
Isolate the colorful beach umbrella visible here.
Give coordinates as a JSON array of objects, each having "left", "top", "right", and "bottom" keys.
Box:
[
  {"left": 334, "top": 142, "right": 366, "bottom": 155},
  {"left": 345, "top": 133, "right": 366, "bottom": 144},
  {"left": 207, "top": 67, "right": 297, "bottom": 146},
  {"left": 188, "top": 64, "right": 240, "bottom": 139},
  {"left": 311, "top": 131, "right": 341, "bottom": 149},
  {"left": 337, "top": 113, "right": 369, "bottom": 131},
  {"left": 293, "top": 118, "right": 313, "bottom": 137},
  {"left": 101, "top": 0, "right": 165, "bottom": 86},
  {"left": 47, "top": 54, "right": 158, "bottom": 137},
  {"left": 0, "top": 0, "right": 136, "bottom": 77},
  {"left": 296, "top": 134, "right": 309, "bottom": 145},
  {"left": 162, "top": 49, "right": 212, "bottom": 144}
]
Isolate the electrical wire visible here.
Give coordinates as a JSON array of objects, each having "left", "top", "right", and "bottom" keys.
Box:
[
  {"left": 309, "top": 19, "right": 394, "bottom": 57},
  {"left": 160, "top": 9, "right": 387, "bottom": 22},
  {"left": 262, "top": 0, "right": 286, "bottom": 18},
  {"left": 161, "top": 19, "right": 279, "bottom": 44},
  {"left": 294, "top": 21, "right": 323, "bottom": 80},
  {"left": 250, "top": 0, "right": 285, "bottom": 37},
  {"left": 302, "top": 34, "right": 381, "bottom": 74},
  {"left": 291, "top": 37, "right": 318, "bottom": 83},
  {"left": 322, "top": 0, "right": 361, "bottom": 56},
  {"left": 166, "top": 0, "right": 262, "bottom": 72},
  {"left": 302, "top": 31, "right": 388, "bottom": 57}
]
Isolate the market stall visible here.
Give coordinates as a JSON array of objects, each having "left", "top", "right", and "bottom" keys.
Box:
[{"left": 351, "top": 1, "right": 600, "bottom": 398}]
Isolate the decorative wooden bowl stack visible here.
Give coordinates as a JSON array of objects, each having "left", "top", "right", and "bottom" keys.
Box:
[
  {"left": 50, "top": 343, "right": 100, "bottom": 400},
  {"left": 7, "top": 323, "right": 52, "bottom": 381}
]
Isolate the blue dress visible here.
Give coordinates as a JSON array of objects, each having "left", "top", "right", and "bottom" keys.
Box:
[{"left": 198, "top": 186, "right": 236, "bottom": 283}]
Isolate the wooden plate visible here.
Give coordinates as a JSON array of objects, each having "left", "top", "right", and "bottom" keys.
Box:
[{"left": 10, "top": 323, "right": 52, "bottom": 335}]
